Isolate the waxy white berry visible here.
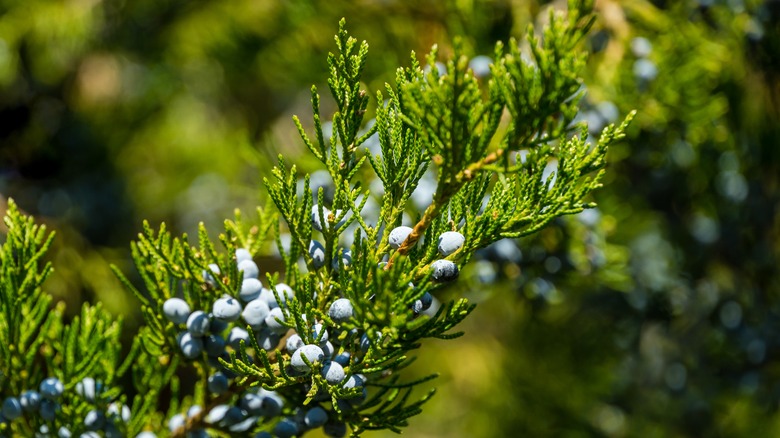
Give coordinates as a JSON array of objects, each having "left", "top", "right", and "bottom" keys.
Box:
[
  {"left": 388, "top": 226, "right": 413, "bottom": 249},
  {"left": 437, "top": 231, "right": 465, "bottom": 256},
  {"left": 162, "top": 298, "right": 191, "bottom": 325},
  {"left": 291, "top": 345, "right": 325, "bottom": 372},
  {"left": 328, "top": 298, "right": 354, "bottom": 323},
  {"left": 431, "top": 259, "right": 458, "bottom": 281},
  {"left": 212, "top": 297, "right": 242, "bottom": 322}
]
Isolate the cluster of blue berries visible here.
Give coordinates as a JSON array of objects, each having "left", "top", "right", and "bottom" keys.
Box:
[
  {"left": 388, "top": 226, "right": 464, "bottom": 284},
  {"left": 631, "top": 36, "right": 658, "bottom": 84},
  {"left": 160, "top": 248, "right": 378, "bottom": 437},
  {"left": 1, "top": 376, "right": 130, "bottom": 437},
  {"left": 2, "top": 378, "right": 63, "bottom": 430},
  {"left": 72, "top": 377, "right": 131, "bottom": 438}
]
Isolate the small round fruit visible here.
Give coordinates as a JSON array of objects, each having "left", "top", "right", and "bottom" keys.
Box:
[
  {"left": 239, "top": 278, "right": 263, "bottom": 302},
  {"left": 162, "top": 298, "right": 191, "bottom": 325},
  {"left": 237, "top": 259, "right": 259, "bottom": 280},
  {"left": 2, "top": 397, "right": 22, "bottom": 420},
  {"left": 20, "top": 390, "right": 41, "bottom": 412},
  {"left": 235, "top": 248, "right": 252, "bottom": 264},
  {"left": 309, "top": 240, "right": 326, "bottom": 268},
  {"left": 227, "top": 327, "right": 250, "bottom": 350},
  {"left": 264, "top": 307, "right": 287, "bottom": 333},
  {"left": 84, "top": 410, "right": 105, "bottom": 430},
  {"left": 242, "top": 298, "right": 270, "bottom": 330},
  {"left": 107, "top": 402, "right": 131, "bottom": 423},
  {"left": 437, "top": 231, "right": 465, "bottom": 256},
  {"left": 39, "top": 377, "right": 64, "bottom": 400},
  {"left": 322, "top": 361, "right": 345, "bottom": 384},
  {"left": 304, "top": 406, "right": 328, "bottom": 428},
  {"left": 212, "top": 297, "right": 242, "bottom": 322},
  {"left": 273, "top": 417, "right": 299, "bottom": 438},
  {"left": 255, "top": 328, "right": 281, "bottom": 351},
  {"left": 286, "top": 333, "right": 304, "bottom": 354},
  {"left": 187, "top": 311, "right": 210, "bottom": 336},
  {"left": 208, "top": 372, "right": 229, "bottom": 395},
  {"left": 76, "top": 377, "right": 99, "bottom": 402},
  {"left": 388, "top": 226, "right": 413, "bottom": 249},
  {"left": 168, "top": 413, "right": 185, "bottom": 432},
  {"left": 311, "top": 323, "right": 328, "bottom": 343},
  {"left": 324, "top": 421, "right": 348, "bottom": 437},
  {"left": 204, "top": 334, "right": 226, "bottom": 356},
  {"left": 431, "top": 259, "right": 458, "bottom": 281},
  {"left": 290, "top": 345, "right": 325, "bottom": 372},
  {"left": 328, "top": 298, "right": 353, "bottom": 323},
  {"left": 239, "top": 392, "right": 263, "bottom": 415},
  {"left": 177, "top": 332, "right": 204, "bottom": 359}
]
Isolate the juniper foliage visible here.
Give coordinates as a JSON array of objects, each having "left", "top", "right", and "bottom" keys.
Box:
[{"left": 0, "top": 1, "right": 634, "bottom": 436}]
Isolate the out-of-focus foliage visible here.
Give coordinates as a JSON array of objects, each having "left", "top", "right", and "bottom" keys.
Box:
[
  {"left": 407, "top": 1, "right": 780, "bottom": 437},
  {"left": 1, "top": 0, "right": 780, "bottom": 436}
]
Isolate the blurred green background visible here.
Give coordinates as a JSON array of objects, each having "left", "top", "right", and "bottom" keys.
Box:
[{"left": 1, "top": 0, "right": 779, "bottom": 436}]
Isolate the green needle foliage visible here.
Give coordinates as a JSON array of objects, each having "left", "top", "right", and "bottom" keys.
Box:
[{"left": 0, "top": 1, "right": 635, "bottom": 436}]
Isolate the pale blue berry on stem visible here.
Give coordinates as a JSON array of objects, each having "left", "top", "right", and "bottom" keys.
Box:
[
  {"left": 322, "top": 361, "right": 345, "bottom": 384},
  {"left": 431, "top": 259, "right": 458, "bottom": 281},
  {"left": 468, "top": 55, "right": 493, "bottom": 78},
  {"left": 256, "top": 328, "right": 281, "bottom": 351},
  {"left": 235, "top": 248, "right": 252, "bottom": 264},
  {"left": 186, "top": 310, "right": 210, "bottom": 336},
  {"left": 304, "top": 406, "right": 328, "bottom": 428},
  {"left": 309, "top": 240, "right": 326, "bottom": 268},
  {"left": 273, "top": 417, "right": 299, "bottom": 438},
  {"left": 321, "top": 340, "right": 335, "bottom": 358},
  {"left": 328, "top": 298, "right": 353, "bottom": 323},
  {"left": 84, "top": 410, "right": 105, "bottom": 430},
  {"left": 240, "top": 392, "right": 263, "bottom": 416},
  {"left": 312, "top": 323, "right": 328, "bottom": 342},
  {"left": 264, "top": 307, "right": 287, "bottom": 333},
  {"left": 20, "top": 390, "right": 41, "bottom": 412},
  {"left": 240, "top": 278, "right": 264, "bottom": 302},
  {"left": 323, "top": 421, "right": 348, "bottom": 437},
  {"left": 237, "top": 259, "right": 259, "bottom": 280},
  {"left": 162, "top": 298, "right": 191, "bottom": 325},
  {"left": 333, "top": 351, "right": 350, "bottom": 366},
  {"left": 76, "top": 377, "right": 99, "bottom": 402},
  {"left": 242, "top": 298, "right": 270, "bottom": 330},
  {"left": 204, "top": 333, "right": 226, "bottom": 356},
  {"left": 212, "top": 296, "right": 242, "bottom": 322},
  {"left": 265, "top": 283, "right": 294, "bottom": 308},
  {"left": 177, "top": 332, "right": 204, "bottom": 359},
  {"left": 227, "top": 327, "right": 250, "bottom": 350},
  {"left": 437, "top": 231, "right": 465, "bottom": 256},
  {"left": 208, "top": 372, "right": 229, "bottom": 395},
  {"left": 40, "top": 377, "right": 64, "bottom": 400},
  {"left": 260, "top": 390, "right": 284, "bottom": 417},
  {"left": 168, "top": 413, "right": 185, "bottom": 432},
  {"left": 209, "top": 315, "right": 228, "bottom": 334},
  {"left": 2, "top": 397, "right": 21, "bottom": 420},
  {"left": 343, "top": 374, "right": 364, "bottom": 390},
  {"left": 388, "top": 226, "right": 413, "bottom": 249},
  {"left": 291, "top": 344, "right": 325, "bottom": 372},
  {"left": 107, "top": 402, "right": 131, "bottom": 423},
  {"left": 286, "top": 333, "right": 304, "bottom": 354}
]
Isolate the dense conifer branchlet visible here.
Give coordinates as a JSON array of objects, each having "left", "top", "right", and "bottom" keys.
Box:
[{"left": 0, "top": 2, "right": 635, "bottom": 435}]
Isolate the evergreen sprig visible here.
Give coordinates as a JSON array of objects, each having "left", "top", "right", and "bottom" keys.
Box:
[{"left": 0, "top": 1, "right": 635, "bottom": 436}]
